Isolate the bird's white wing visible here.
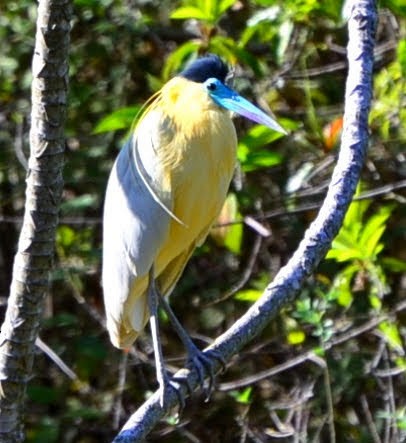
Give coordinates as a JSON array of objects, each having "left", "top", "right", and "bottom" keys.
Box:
[{"left": 102, "top": 111, "right": 172, "bottom": 346}]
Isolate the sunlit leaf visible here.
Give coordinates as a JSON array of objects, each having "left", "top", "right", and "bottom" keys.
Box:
[
  {"left": 359, "top": 207, "right": 392, "bottom": 257},
  {"left": 379, "top": 321, "right": 404, "bottom": 353},
  {"left": 381, "top": 257, "right": 406, "bottom": 272},
  {"left": 162, "top": 41, "right": 201, "bottom": 81},
  {"left": 241, "top": 149, "right": 283, "bottom": 172},
  {"left": 395, "top": 357, "right": 406, "bottom": 370},
  {"left": 328, "top": 264, "right": 358, "bottom": 307},
  {"left": 211, "top": 193, "right": 243, "bottom": 254},
  {"left": 239, "top": 124, "right": 284, "bottom": 150},
  {"left": 231, "top": 387, "right": 253, "bottom": 404},
  {"left": 234, "top": 289, "right": 263, "bottom": 302},
  {"left": 398, "top": 39, "right": 406, "bottom": 77},
  {"left": 369, "top": 294, "right": 382, "bottom": 310},
  {"left": 218, "top": 0, "right": 237, "bottom": 15},
  {"left": 93, "top": 106, "right": 140, "bottom": 134},
  {"left": 343, "top": 193, "right": 370, "bottom": 228},
  {"left": 170, "top": 6, "right": 208, "bottom": 20},
  {"left": 60, "top": 194, "right": 98, "bottom": 213},
  {"left": 326, "top": 246, "right": 363, "bottom": 262},
  {"left": 238, "top": 124, "right": 283, "bottom": 171},
  {"left": 287, "top": 330, "right": 306, "bottom": 345},
  {"left": 56, "top": 225, "right": 76, "bottom": 248}
]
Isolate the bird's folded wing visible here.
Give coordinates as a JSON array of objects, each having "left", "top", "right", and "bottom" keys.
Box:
[{"left": 102, "top": 122, "right": 172, "bottom": 338}]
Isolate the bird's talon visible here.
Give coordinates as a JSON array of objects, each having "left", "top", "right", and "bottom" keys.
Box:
[
  {"left": 158, "top": 374, "right": 186, "bottom": 410},
  {"left": 208, "top": 349, "right": 227, "bottom": 373},
  {"left": 172, "top": 373, "right": 193, "bottom": 397},
  {"left": 185, "top": 349, "right": 223, "bottom": 400}
]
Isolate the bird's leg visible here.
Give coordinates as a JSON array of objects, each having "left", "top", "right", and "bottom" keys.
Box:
[
  {"left": 158, "top": 293, "right": 225, "bottom": 399},
  {"left": 147, "top": 267, "right": 182, "bottom": 408}
]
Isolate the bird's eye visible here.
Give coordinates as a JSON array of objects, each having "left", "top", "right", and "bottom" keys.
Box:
[{"left": 207, "top": 81, "right": 217, "bottom": 91}]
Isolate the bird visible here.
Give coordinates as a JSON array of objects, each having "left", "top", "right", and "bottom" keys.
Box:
[{"left": 102, "top": 54, "right": 286, "bottom": 406}]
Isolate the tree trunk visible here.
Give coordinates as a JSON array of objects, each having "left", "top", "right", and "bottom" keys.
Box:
[{"left": 0, "top": 1, "right": 71, "bottom": 441}]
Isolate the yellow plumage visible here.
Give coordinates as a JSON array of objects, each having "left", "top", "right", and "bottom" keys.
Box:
[{"left": 103, "top": 77, "right": 237, "bottom": 348}]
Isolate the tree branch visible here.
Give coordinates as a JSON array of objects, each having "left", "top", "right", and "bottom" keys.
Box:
[
  {"left": 0, "top": 1, "right": 71, "bottom": 441},
  {"left": 113, "top": 1, "right": 377, "bottom": 441}
]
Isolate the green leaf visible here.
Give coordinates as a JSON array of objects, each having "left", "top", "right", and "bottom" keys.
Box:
[
  {"left": 379, "top": 321, "right": 404, "bottom": 353},
  {"left": 395, "top": 357, "right": 406, "bottom": 370},
  {"left": 64, "top": 398, "right": 104, "bottom": 420},
  {"left": 358, "top": 206, "right": 392, "bottom": 256},
  {"left": 397, "top": 38, "right": 406, "bottom": 78},
  {"left": 287, "top": 329, "right": 306, "bottom": 345},
  {"left": 56, "top": 225, "right": 76, "bottom": 248},
  {"left": 381, "top": 257, "right": 406, "bottom": 272},
  {"left": 27, "top": 417, "right": 60, "bottom": 443},
  {"left": 93, "top": 106, "right": 140, "bottom": 134},
  {"left": 343, "top": 194, "right": 371, "bottom": 229},
  {"left": 208, "top": 36, "right": 265, "bottom": 75},
  {"left": 211, "top": 193, "right": 243, "bottom": 254},
  {"left": 239, "top": 124, "right": 284, "bottom": 150},
  {"left": 162, "top": 41, "right": 201, "bottom": 81},
  {"left": 362, "top": 225, "right": 386, "bottom": 258},
  {"left": 28, "top": 385, "right": 60, "bottom": 405},
  {"left": 240, "top": 149, "right": 283, "bottom": 172},
  {"left": 328, "top": 263, "right": 358, "bottom": 307},
  {"left": 231, "top": 387, "right": 253, "bottom": 404},
  {"left": 218, "top": 0, "right": 237, "bottom": 16},
  {"left": 170, "top": 6, "right": 208, "bottom": 20},
  {"left": 369, "top": 293, "right": 382, "bottom": 310},
  {"left": 42, "top": 313, "right": 79, "bottom": 328},
  {"left": 238, "top": 124, "right": 284, "bottom": 171},
  {"left": 234, "top": 289, "right": 263, "bottom": 302},
  {"left": 326, "top": 246, "right": 362, "bottom": 262},
  {"left": 60, "top": 194, "right": 98, "bottom": 213}
]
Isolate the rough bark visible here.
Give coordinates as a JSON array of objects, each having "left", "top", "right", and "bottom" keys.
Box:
[
  {"left": 113, "top": 0, "right": 378, "bottom": 441},
  {"left": 0, "top": 1, "right": 71, "bottom": 441}
]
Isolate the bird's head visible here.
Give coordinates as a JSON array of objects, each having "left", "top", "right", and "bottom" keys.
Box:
[{"left": 179, "top": 54, "right": 286, "bottom": 134}]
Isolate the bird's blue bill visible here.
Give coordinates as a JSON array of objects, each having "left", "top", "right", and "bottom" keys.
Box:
[{"left": 205, "top": 78, "right": 287, "bottom": 135}]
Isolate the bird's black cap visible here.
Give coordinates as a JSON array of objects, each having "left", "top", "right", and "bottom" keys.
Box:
[{"left": 179, "top": 54, "right": 228, "bottom": 84}]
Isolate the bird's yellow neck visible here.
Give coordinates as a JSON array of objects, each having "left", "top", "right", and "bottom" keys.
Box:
[{"left": 159, "top": 77, "right": 225, "bottom": 135}]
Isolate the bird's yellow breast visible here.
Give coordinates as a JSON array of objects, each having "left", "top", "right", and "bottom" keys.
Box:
[{"left": 155, "top": 78, "right": 237, "bottom": 275}]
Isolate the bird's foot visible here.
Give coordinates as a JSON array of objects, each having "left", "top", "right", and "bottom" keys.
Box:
[
  {"left": 182, "top": 346, "right": 226, "bottom": 401},
  {"left": 156, "top": 370, "right": 186, "bottom": 410},
  {"left": 155, "top": 348, "right": 226, "bottom": 409}
]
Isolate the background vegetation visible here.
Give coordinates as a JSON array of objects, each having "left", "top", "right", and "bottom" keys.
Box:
[{"left": 0, "top": 0, "right": 405, "bottom": 441}]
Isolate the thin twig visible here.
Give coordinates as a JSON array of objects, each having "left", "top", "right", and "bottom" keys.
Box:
[
  {"left": 207, "top": 234, "right": 262, "bottom": 305},
  {"left": 217, "top": 299, "right": 406, "bottom": 391},
  {"left": 361, "top": 394, "right": 382, "bottom": 443},
  {"left": 35, "top": 336, "right": 78, "bottom": 381},
  {"left": 113, "top": 352, "right": 129, "bottom": 430}
]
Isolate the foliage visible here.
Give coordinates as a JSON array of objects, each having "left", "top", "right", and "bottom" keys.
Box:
[
  {"left": 326, "top": 192, "right": 395, "bottom": 307},
  {"left": 0, "top": 0, "right": 406, "bottom": 441}
]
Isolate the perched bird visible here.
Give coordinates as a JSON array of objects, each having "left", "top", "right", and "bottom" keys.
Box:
[{"left": 102, "top": 54, "right": 286, "bottom": 405}]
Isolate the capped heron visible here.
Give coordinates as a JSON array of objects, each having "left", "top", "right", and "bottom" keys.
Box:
[{"left": 102, "top": 55, "right": 286, "bottom": 406}]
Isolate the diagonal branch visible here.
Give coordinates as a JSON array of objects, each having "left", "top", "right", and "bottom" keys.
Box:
[
  {"left": 0, "top": 1, "right": 71, "bottom": 441},
  {"left": 113, "top": 1, "right": 377, "bottom": 441}
]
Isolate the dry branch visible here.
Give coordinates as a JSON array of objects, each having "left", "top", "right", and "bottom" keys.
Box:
[{"left": 0, "top": 1, "right": 71, "bottom": 441}]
